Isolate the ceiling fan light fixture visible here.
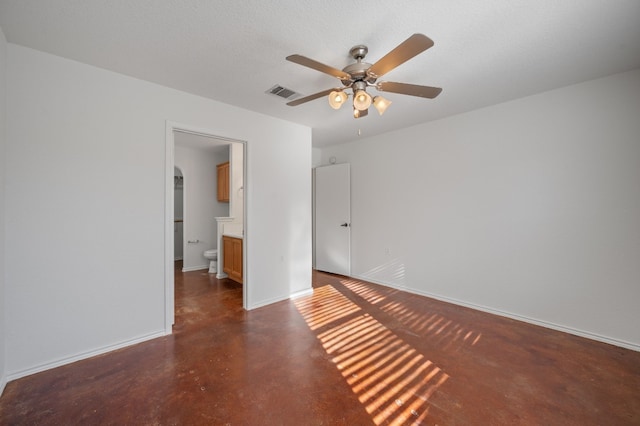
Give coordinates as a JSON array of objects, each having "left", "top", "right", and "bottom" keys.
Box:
[
  {"left": 286, "top": 33, "right": 441, "bottom": 119},
  {"left": 353, "top": 107, "right": 368, "bottom": 119},
  {"left": 328, "top": 90, "right": 348, "bottom": 109},
  {"left": 372, "top": 95, "right": 392, "bottom": 115},
  {"left": 353, "top": 89, "right": 372, "bottom": 110}
]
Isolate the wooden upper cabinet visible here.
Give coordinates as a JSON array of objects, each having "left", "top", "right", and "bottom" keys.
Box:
[{"left": 217, "top": 162, "right": 230, "bottom": 202}]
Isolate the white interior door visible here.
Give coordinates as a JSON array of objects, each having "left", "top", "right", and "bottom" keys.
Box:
[{"left": 315, "top": 163, "right": 351, "bottom": 276}]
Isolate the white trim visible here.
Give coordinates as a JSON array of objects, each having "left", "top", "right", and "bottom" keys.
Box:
[
  {"left": 289, "top": 288, "right": 314, "bottom": 300},
  {"left": 352, "top": 274, "right": 640, "bottom": 352},
  {"left": 6, "top": 331, "right": 166, "bottom": 382},
  {"left": 247, "top": 294, "right": 291, "bottom": 311},
  {"left": 165, "top": 123, "right": 175, "bottom": 333},
  {"left": 181, "top": 265, "right": 209, "bottom": 272},
  {"left": 164, "top": 121, "right": 175, "bottom": 334},
  {"left": 165, "top": 121, "right": 249, "bottom": 325},
  {"left": 0, "top": 375, "right": 6, "bottom": 397}
]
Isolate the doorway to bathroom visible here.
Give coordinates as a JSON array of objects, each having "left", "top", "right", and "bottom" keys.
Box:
[
  {"left": 174, "top": 136, "right": 231, "bottom": 272},
  {"left": 165, "top": 122, "right": 247, "bottom": 332}
]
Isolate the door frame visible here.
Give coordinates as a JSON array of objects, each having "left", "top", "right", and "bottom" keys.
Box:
[{"left": 165, "top": 121, "right": 248, "bottom": 333}]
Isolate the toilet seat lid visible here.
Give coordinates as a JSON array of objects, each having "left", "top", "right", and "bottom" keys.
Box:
[{"left": 204, "top": 249, "right": 218, "bottom": 256}]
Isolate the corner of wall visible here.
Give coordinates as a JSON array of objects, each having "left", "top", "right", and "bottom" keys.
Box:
[
  {"left": 311, "top": 147, "right": 323, "bottom": 168},
  {"left": 0, "top": 24, "right": 8, "bottom": 396}
]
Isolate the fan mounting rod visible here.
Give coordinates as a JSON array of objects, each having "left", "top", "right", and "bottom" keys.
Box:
[{"left": 349, "top": 45, "right": 368, "bottom": 60}]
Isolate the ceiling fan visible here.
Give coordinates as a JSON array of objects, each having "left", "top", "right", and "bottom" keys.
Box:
[{"left": 286, "top": 33, "right": 442, "bottom": 118}]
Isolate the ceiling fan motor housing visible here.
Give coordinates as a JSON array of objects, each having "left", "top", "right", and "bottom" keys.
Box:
[
  {"left": 342, "top": 61, "right": 373, "bottom": 84},
  {"left": 342, "top": 45, "right": 377, "bottom": 85}
]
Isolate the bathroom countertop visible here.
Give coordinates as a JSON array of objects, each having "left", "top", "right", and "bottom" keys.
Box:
[{"left": 223, "top": 233, "right": 244, "bottom": 239}]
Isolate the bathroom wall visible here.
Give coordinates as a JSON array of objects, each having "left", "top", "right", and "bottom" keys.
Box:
[
  {"left": 0, "top": 24, "right": 7, "bottom": 395},
  {"left": 175, "top": 141, "right": 229, "bottom": 271},
  {"left": 318, "top": 69, "right": 640, "bottom": 350},
  {"left": 173, "top": 168, "right": 184, "bottom": 260}
]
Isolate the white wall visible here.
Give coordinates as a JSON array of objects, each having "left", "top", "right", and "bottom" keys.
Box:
[
  {"left": 5, "top": 44, "right": 312, "bottom": 379},
  {"left": 319, "top": 69, "right": 640, "bottom": 350},
  {"left": 175, "top": 144, "right": 228, "bottom": 271},
  {"left": 229, "top": 142, "right": 244, "bottom": 225},
  {"left": 0, "top": 25, "right": 7, "bottom": 395},
  {"left": 312, "top": 147, "right": 322, "bottom": 168}
]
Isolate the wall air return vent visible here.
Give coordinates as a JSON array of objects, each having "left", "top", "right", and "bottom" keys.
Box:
[{"left": 266, "top": 84, "right": 300, "bottom": 101}]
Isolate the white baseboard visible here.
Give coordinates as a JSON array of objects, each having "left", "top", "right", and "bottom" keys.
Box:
[
  {"left": 289, "top": 288, "right": 313, "bottom": 300},
  {"left": 181, "top": 264, "right": 208, "bottom": 272},
  {"left": 247, "top": 294, "right": 290, "bottom": 310},
  {"left": 0, "top": 374, "right": 6, "bottom": 397},
  {"left": 352, "top": 274, "right": 640, "bottom": 352},
  {"left": 249, "top": 286, "right": 315, "bottom": 309},
  {"left": 6, "top": 330, "right": 166, "bottom": 382}
]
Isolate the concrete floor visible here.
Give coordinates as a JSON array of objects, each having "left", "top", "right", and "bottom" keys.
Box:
[{"left": 0, "top": 264, "right": 639, "bottom": 425}]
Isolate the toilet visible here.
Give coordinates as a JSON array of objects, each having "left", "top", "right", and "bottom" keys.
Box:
[{"left": 204, "top": 249, "right": 218, "bottom": 273}]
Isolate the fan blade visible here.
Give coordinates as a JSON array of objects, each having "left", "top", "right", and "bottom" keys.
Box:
[
  {"left": 368, "top": 34, "right": 434, "bottom": 79},
  {"left": 286, "top": 54, "right": 351, "bottom": 80},
  {"left": 377, "top": 81, "right": 442, "bottom": 99},
  {"left": 286, "top": 88, "right": 336, "bottom": 106}
]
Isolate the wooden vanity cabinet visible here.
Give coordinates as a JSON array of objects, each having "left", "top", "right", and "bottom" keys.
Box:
[
  {"left": 222, "top": 235, "right": 243, "bottom": 283},
  {"left": 217, "top": 162, "right": 230, "bottom": 202}
]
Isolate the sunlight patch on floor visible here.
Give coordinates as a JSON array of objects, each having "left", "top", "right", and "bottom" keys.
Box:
[
  {"left": 341, "top": 278, "right": 482, "bottom": 351},
  {"left": 295, "top": 285, "right": 449, "bottom": 425}
]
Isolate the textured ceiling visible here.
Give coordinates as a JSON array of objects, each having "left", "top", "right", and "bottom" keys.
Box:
[{"left": 1, "top": 0, "right": 639, "bottom": 147}]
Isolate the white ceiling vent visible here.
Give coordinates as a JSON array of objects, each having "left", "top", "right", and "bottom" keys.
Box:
[{"left": 266, "top": 84, "right": 300, "bottom": 101}]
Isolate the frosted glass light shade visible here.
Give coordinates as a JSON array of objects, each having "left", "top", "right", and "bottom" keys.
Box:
[
  {"left": 372, "top": 96, "right": 392, "bottom": 115},
  {"left": 328, "top": 91, "right": 348, "bottom": 109},
  {"left": 353, "top": 89, "right": 372, "bottom": 110}
]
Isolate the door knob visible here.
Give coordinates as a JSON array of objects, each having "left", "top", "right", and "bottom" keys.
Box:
[{"left": 340, "top": 223, "right": 350, "bottom": 227}]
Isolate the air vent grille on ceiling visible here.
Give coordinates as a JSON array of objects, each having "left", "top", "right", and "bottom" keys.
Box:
[{"left": 266, "top": 84, "right": 300, "bottom": 100}]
